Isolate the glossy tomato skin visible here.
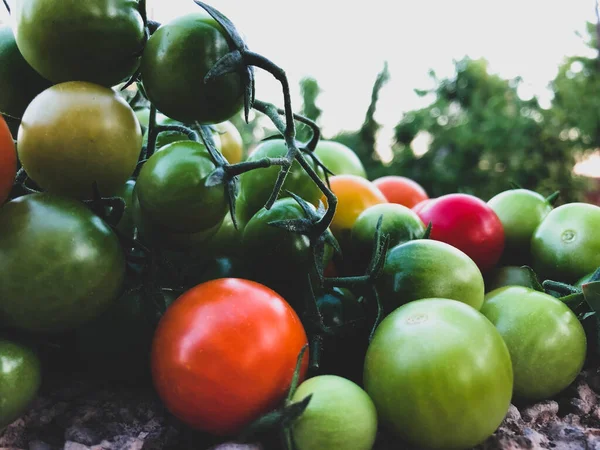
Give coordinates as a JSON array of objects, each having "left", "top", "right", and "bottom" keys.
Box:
[
  {"left": 0, "top": 193, "right": 126, "bottom": 332},
  {"left": 484, "top": 266, "right": 541, "bottom": 293},
  {"left": 411, "top": 198, "right": 435, "bottom": 215},
  {"left": 215, "top": 121, "right": 244, "bottom": 164},
  {"left": 151, "top": 278, "right": 309, "bottom": 436},
  {"left": 313, "top": 141, "right": 366, "bottom": 178},
  {"left": 418, "top": 193, "right": 505, "bottom": 273},
  {"left": 0, "top": 26, "right": 51, "bottom": 118},
  {"left": 0, "top": 339, "right": 42, "bottom": 429},
  {"left": 14, "top": 0, "right": 144, "bottom": 86},
  {"left": 141, "top": 13, "right": 244, "bottom": 124},
  {"left": 481, "top": 286, "right": 586, "bottom": 401},
  {"left": 377, "top": 239, "right": 485, "bottom": 313},
  {"left": 373, "top": 176, "right": 428, "bottom": 209},
  {"left": 0, "top": 115, "right": 16, "bottom": 205},
  {"left": 17, "top": 82, "right": 142, "bottom": 199},
  {"left": 531, "top": 203, "right": 600, "bottom": 283},
  {"left": 136, "top": 141, "right": 227, "bottom": 234},
  {"left": 364, "top": 299, "right": 513, "bottom": 449}
]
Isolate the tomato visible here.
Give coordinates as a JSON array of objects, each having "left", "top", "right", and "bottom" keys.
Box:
[
  {"left": 14, "top": 0, "right": 144, "bottom": 86},
  {"left": 484, "top": 266, "right": 541, "bottom": 293},
  {"left": 377, "top": 239, "right": 485, "bottom": 313},
  {"left": 290, "top": 375, "right": 377, "bottom": 450},
  {"left": 151, "top": 278, "right": 309, "bottom": 436},
  {"left": 487, "top": 189, "right": 553, "bottom": 265},
  {"left": 0, "top": 193, "right": 126, "bottom": 332},
  {"left": 215, "top": 121, "right": 244, "bottom": 164},
  {"left": 313, "top": 141, "right": 366, "bottom": 178},
  {"left": 0, "top": 115, "right": 16, "bottom": 205},
  {"left": 136, "top": 141, "right": 227, "bottom": 234},
  {"left": 481, "top": 286, "right": 586, "bottom": 401},
  {"left": 200, "top": 212, "right": 244, "bottom": 259},
  {"left": 531, "top": 203, "right": 600, "bottom": 283},
  {"left": 364, "top": 299, "right": 513, "bottom": 449},
  {"left": 417, "top": 193, "right": 505, "bottom": 273},
  {"left": 411, "top": 198, "right": 435, "bottom": 215},
  {"left": 112, "top": 179, "right": 136, "bottom": 238},
  {"left": 17, "top": 82, "right": 142, "bottom": 199},
  {"left": 0, "top": 26, "right": 51, "bottom": 118},
  {"left": 372, "top": 176, "right": 429, "bottom": 209},
  {"left": 0, "top": 339, "right": 42, "bottom": 429},
  {"left": 238, "top": 139, "right": 325, "bottom": 225},
  {"left": 140, "top": 13, "right": 244, "bottom": 124}
]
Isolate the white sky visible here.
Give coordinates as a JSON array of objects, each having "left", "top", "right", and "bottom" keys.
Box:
[{"left": 1, "top": 0, "right": 596, "bottom": 139}]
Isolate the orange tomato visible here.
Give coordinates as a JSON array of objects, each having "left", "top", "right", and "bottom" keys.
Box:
[
  {"left": 373, "top": 176, "right": 428, "bottom": 209},
  {"left": 0, "top": 116, "right": 16, "bottom": 205}
]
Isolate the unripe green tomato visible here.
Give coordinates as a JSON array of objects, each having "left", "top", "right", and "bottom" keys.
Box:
[{"left": 313, "top": 140, "right": 366, "bottom": 178}]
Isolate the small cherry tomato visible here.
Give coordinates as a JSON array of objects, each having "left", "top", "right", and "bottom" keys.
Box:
[{"left": 373, "top": 176, "right": 429, "bottom": 208}]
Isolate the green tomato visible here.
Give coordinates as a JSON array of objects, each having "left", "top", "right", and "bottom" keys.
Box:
[
  {"left": 14, "top": 0, "right": 144, "bottom": 86},
  {"left": 364, "top": 298, "right": 513, "bottom": 450},
  {"left": 201, "top": 212, "right": 244, "bottom": 259},
  {"left": 531, "top": 203, "right": 600, "bottom": 283},
  {"left": 238, "top": 139, "right": 325, "bottom": 224},
  {"left": 0, "top": 193, "right": 125, "bottom": 332},
  {"left": 17, "top": 81, "right": 143, "bottom": 199},
  {"left": 484, "top": 266, "right": 541, "bottom": 293},
  {"left": 291, "top": 375, "right": 377, "bottom": 450},
  {"left": 113, "top": 179, "right": 136, "bottom": 238},
  {"left": 136, "top": 141, "right": 227, "bottom": 234},
  {"left": 487, "top": 189, "right": 553, "bottom": 265},
  {"left": 377, "top": 239, "right": 485, "bottom": 313},
  {"left": 0, "top": 26, "right": 51, "bottom": 118},
  {"left": 313, "top": 141, "right": 366, "bottom": 178},
  {"left": 481, "top": 286, "right": 586, "bottom": 401},
  {"left": 0, "top": 339, "right": 41, "bottom": 429},
  {"left": 140, "top": 13, "right": 244, "bottom": 124}
]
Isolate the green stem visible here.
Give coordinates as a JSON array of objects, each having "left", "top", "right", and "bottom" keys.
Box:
[
  {"left": 546, "top": 191, "right": 560, "bottom": 206},
  {"left": 145, "top": 104, "right": 159, "bottom": 160}
]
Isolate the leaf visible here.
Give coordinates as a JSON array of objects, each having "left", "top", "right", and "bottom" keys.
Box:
[
  {"left": 583, "top": 281, "right": 600, "bottom": 313},
  {"left": 519, "top": 266, "right": 544, "bottom": 292}
]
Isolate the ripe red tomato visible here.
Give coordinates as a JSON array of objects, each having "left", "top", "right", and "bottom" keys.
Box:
[
  {"left": 417, "top": 194, "right": 504, "bottom": 273},
  {"left": 411, "top": 198, "right": 435, "bottom": 215},
  {"left": 373, "top": 176, "right": 428, "bottom": 209},
  {"left": 151, "top": 279, "right": 309, "bottom": 436},
  {"left": 0, "top": 115, "right": 16, "bottom": 204}
]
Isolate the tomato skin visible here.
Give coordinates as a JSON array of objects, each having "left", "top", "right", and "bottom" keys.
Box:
[
  {"left": 291, "top": 375, "right": 378, "bottom": 450},
  {"left": 215, "top": 121, "right": 244, "bottom": 164},
  {"left": 17, "top": 81, "right": 142, "bottom": 199},
  {"left": 0, "top": 339, "right": 42, "bottom": 429},
  {"left": 484, "top": 266, "right": 541, "bottom": 293},
  {"left": 373, "top": 176, "right": 428, "bottom": 209},
  {"left": 313, "top": 141, "right": 366, "bottom": 178},
  {"left": 140, "top": 13, "right": 244, "bottom": 124},
  {"left": 411, "top": 198, "right": 435, "bottom": 215},
  {"left": 481, "top": 286, "right": 586, "bottom": 401},
  {"left": 531, "top": 203, "right": 600, "bottom": 283},
  {"left": 364, "top": 299, "right": 513, "bottom": 449},
  {"left": 0, "top": 115, "right": 16, "bottom": 205},
  {"left": 0, "top": 26, "right": 51, "bottom": 118},
  {"left": 151, "top": 278, "right": 309, "bottom": 436},
  {"left": 0, "top": 193, "right": 126, "bottom": 332},
  {"left": 417, "top": 193, "right": 505, "bottom": 273},
  {"left": 14, "top": 0, "right": 144, "bottom": 86},
  {"left": 377, "top": 239, "right": 485, "bottom": 313}
]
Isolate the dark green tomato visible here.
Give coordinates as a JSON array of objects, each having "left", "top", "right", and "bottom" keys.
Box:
[
  {"left": 488, "top": 189, "right": 553, "bottom": 265},
  {"left": 485, "top": 266, "right": 541, "bottom": 293},
  {"left": 316, "top": 288, "right": 364, "bottom": 329},
  {"left": 140, "top": 12, "right": 244, "bottom": 124},
  {"left": 114, "top": 179, "right": 136, "bottom": 239},
  {"left": 377, "top": 239, "right": 485, "bottom": 314},
  {"left": 14, "top": 0, "right": 144, "bottom": 86},
  {"left": 201, "top": 212, "right": 244, "bottom": 259},
  {"left": 0, "top": 26, "right": 51, "bottom": 118},
  {"left": 238, "top": 139, "right": 326, "bottom": 224},
  {"left": 0, "top": 339, "right": 41, "bottom": 429},
  {"left": 136, "top": 141, "right": 228, "bottom": 234},
  {"left": 531, "top": 203, "right": 600, "bottom": 283},
  {"left": 0, "top": 193, "right": 126, "bottom": 332}
]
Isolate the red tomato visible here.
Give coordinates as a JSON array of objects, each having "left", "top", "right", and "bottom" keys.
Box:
[
  {"left": 373, "top": 176, "right": 428, "bottom": 209},
  {"left": 151, "top": 278, "right": 309, "bottom": 436},
  {"left": 417, "top": 194, "right": 504, "bottom": 273},
  {"left": 412, "top": 198, "right": 436, "bottom": 215},
  {"left": 0, "top": 116, "right": 16, "bottom": 204}
]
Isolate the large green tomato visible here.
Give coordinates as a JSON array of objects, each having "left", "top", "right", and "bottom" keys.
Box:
[
  {"left": 0, "top": 193, "right": 126, "bottom": 332},
  {"left": 377, "top": 239, "right": 485, "bottom": 313},
  {"left": 487, "top": 189, "right": 553, "bottom": 265},
  {"left": 0, "top": 339, "right": 41, "bottom": 429},
  {"left": 14, "top": 0, "right": 144, "bottom": 86},
  {"left": 364, "top": 299, "right": 513, "bottom": 449},
  {"left": 238, "top": 139, "right": 325, "bottom": 224},
  {"left": 531, "top": 203, "right": 600, "bottom": 283},
  {"left": 140, "top": 13, "right": 244, "bottom": 124},
  {"left": 291, "top": 375, "right": 377, "bottom": 450},
  {"left": 313, "top": 141, "right": 366, "bottom": 178},
  {"left": 481, "top": 286, "right": 586, "bottom": 401},
  {"left": 0, "top": 26, "right": 51, "bottom": 118},
  {"left": 17, "top": 81, "right": 142, "bottom": 199}
]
